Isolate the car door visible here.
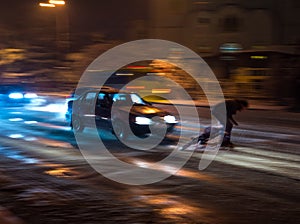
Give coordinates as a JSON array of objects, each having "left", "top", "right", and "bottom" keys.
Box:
[
  {"left": 95, "top": 92, "right": 113, "bottom": 130},
  {"left": 78, "top": 91, "right": 97, "bottom": 127}
]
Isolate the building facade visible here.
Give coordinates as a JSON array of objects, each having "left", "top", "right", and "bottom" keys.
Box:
[{"left": 127, "top": 0, "right": 299, "bottom": 102}]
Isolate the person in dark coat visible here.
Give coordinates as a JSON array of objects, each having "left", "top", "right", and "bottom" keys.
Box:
[{"left": 198, "top": 99, "right": 249, "bottom": 147}]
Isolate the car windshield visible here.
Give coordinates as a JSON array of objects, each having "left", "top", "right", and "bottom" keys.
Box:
[{"left": 112, "top": 93, "right": 147, "bottom": 106}]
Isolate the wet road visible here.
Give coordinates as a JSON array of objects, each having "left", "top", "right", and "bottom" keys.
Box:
[{"left": 0, "top": 99, "right": 299, "bottom": 224}]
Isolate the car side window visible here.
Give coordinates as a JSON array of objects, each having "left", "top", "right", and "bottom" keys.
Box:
[
  {"left": 82, "top": 92, "right": 97, "bottom": 106},
  {"left": 130, "top": 93, "right": 145, "bottom": 104},
  {"left": 112, "top": 93, "right": 133, "bottom": 106},
  {"left": 97, "top": 93, "right": 112, "bottom": 108}
]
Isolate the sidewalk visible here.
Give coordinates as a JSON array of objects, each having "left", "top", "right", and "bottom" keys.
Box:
[{"left": 149, "top": 99, "right": 290, "bottom": 111}]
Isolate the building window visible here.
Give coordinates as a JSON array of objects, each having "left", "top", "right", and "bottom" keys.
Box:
[
  {"left": 220, "top": 15, "right": 240, "bottom": 32},
  {"left": 197, "top": 17, "right": 210, "bottom": 24}
]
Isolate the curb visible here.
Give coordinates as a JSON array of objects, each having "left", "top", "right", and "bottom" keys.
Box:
[{"left": 150, "top": 100, "right": 289, "bottom": 111}]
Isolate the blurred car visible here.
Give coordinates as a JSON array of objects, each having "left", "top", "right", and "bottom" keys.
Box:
[
  {"left": 66, "top": 86, "right": 178, "bottom": 140},
  {"left": 0, "top": 84, "right": 38, "bottom": 107}
]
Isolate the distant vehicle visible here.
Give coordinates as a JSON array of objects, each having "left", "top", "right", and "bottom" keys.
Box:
[
  {"left": 66, "top": 86, "right": 178, "bottom": 140},
  {"left": 0, "top": 84, "right": 38, "bottom": 107}
]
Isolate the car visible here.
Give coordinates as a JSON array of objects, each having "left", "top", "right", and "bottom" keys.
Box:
[
  {"left": 0, "top": 83, "right": 38, "bottom": 107},
  {"left": 66, "top": 86, "right": 178, "bottom": 140}
]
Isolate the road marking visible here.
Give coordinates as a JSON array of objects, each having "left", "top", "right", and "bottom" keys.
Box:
[
  {"left": 192, "top": 147, "right": 300, "bottom": 180},
  {"left": 233, "top": 146, "right": 300, "bottom": 162}
]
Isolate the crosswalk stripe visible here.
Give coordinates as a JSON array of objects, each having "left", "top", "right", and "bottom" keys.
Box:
[
  {"left": 192, "top": 147, "right": 300, "bottom": 180},
  {"left": 233, "top": 146, "right": 300, "bottom": 162}
]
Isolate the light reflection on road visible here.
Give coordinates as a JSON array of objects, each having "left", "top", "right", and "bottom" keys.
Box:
[
  {"left": 131, "top": 158, "right": 221, "bottom": 183},
  {"left": 144, "top": 194, "right": 211, "bottom": 221},
  {"left": 126, "top": 189, "right": 216, "bottom": 223},
  {"left": 0, "top": 146, "right": 39, "bottom": 164},
  {"left": 36, "top": 136, "right": 74, "bottom": 148},
  {"left": 42, "top": 164, "right": 80, "bottom": 178}
]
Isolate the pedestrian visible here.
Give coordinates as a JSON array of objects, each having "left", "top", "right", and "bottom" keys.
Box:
[{"left": 198, "top": 99, "right": 249, "bottom": 147}]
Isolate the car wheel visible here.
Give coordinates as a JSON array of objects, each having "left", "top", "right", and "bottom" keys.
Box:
[
  {"left": 113, "top": 120, "right": 128, "bottom": 141},
  {"left": 72, "top": 116, "right": 84, "bottom": 133}
]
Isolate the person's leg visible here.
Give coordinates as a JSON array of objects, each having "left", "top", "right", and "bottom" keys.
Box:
[
  {"left": 222, "top": 119, "right": 233, "bottom": 146},
  {"left": 198, "top": 126, "right": 211, "bottom": 144}
]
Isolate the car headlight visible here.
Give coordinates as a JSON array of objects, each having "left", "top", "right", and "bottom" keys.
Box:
[
  {"left": 135, "top": 117, "right": 153, "bottom": 125},
  {"left": 164, "top": 115, "right": 177, "bottom": 124},
  {"left": 24, "top": 93, "right": 38, "bottom": 99},
  {"left": 8, "top": 92, "right": 24, "bottom": 99}
]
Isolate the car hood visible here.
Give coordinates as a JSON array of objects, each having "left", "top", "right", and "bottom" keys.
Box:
[{"left": 118, "top": 104, "right": 170, "bottom": 117}]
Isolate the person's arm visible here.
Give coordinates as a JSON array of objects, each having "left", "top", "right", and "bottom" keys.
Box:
[
  {"left": 226, "top": 100, "right": 239, "bottom": 125},
  {"left": 228, "top": 115, "right": 238, "bottom": 125}
]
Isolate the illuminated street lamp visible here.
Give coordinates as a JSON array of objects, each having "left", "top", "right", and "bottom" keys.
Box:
[
  {"left": 38, "top": 0, "right": 69, "bottom": 54},
  {"left": 39, "top": 3, "right": 55, "bottom": 7},
  {"left": 39, "top": 1, "right": 65, "bottom": 7},
  {"left": 49, "top": 1, "right": 66, "bottom": 6}
]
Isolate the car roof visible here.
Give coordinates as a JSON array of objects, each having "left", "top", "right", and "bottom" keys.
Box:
[
  {"left": 99, "top": 86, "right": 119, "bottom": 92},
  {"left": 89, "top": 86, "right": 119, "bottom": 91},
  {"left": 72, "top": 85, "right": 119, "bottom": 95}
]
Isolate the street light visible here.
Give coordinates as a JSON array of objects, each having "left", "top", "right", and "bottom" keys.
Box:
[
  {"left": 49, "top": 1, "right": 66, "bottom": 6},
  {"left": 39, "top": 3, "right": 55, "bottom": 7},
  {"left": 39, "top": 1, "right": 65, "bottom": 7},
  {"left": 38, "top": 0, "right": 69, "bottom": 54}
]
